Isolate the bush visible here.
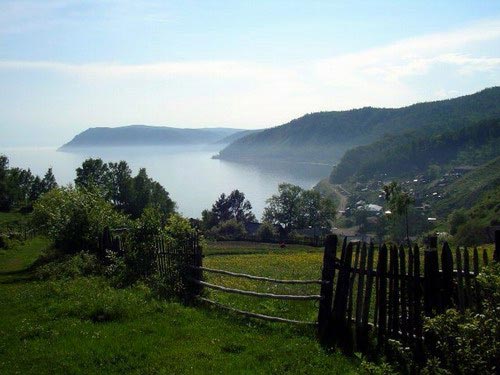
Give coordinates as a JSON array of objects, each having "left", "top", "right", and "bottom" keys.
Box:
[
  {"left": 36, "top": 251, "right": 102, "bottom": 280},
  {"left": 209, "top": 219, "right": 246, "bottom": 240},
  {"left": 256, "top": 222, "right": 277, "bottom": 241},
  {"left": 32, "top": 187, "right": 128, "bottom": 254},
  {"left": 123, "top": 206, "right": 162, "bottom": 281},
  {"left": 422, "top": 263, "right": 500, "bottom": 375},
  {"left": 164, "top": 213, "right": 196, "bottom": 247},
  {"left": 454, "top": 219, "right": 488, "bottom": 246}
]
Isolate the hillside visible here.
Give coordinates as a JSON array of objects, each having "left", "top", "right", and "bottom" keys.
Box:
[
  {"left": 59, "top": 125, "right": 244, "bottom": 149},
  {"left": 215, "top": 129, "right": 262, "bottom": 144},
  {"left": 329, "top": 118, "right": 500, "bottom": 183},
  {"left": 217, "top": 87, "right": 500, "bottom": 163},
  {"left": 433, "top": 156, "right": 500, "bottom": 217}
]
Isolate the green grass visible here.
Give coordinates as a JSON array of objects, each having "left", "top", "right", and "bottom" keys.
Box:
[
  {"left": 0, "top": 238, "right": 359, "bottom": 374},
  {"left": 204, "top": 251, "right": 323, "bottom": 323},
  {"left": 204, "top": 240, "right": 323, "bottom": 256},
  {"left": 0, "top": 211, "right": 28, "bottom": 229}
]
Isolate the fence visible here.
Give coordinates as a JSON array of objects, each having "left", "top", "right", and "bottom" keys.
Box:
[
  {"left": 98, "top": 226, "right": 499, "bottom": 357},
  {"left": 318, "top": 232, "right": 499, "bottom": 355}
]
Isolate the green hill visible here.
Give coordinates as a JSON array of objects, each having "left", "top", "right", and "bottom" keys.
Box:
[
  {"left": 434, "top": 156, "right": 500, "bottom": 217},
  {"left": 329, "top": 118, "right": 500, "bottom": 183},
  {"left": 217, "top": 87, "right": 500, "bottom": 163}
]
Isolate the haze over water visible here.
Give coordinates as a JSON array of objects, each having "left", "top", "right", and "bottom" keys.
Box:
[{"left": 3, "top": 145, "right": 332, "bottom": 219}]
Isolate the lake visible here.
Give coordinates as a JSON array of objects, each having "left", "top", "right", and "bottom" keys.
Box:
[{"left": 2, "top": 145, "right": 333, "bottom": 219}]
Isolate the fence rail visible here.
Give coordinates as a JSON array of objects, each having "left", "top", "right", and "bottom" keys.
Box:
[
  {"left": 98, "top": 226, "right": 499, "bottom": 360},
  {"left": 192, "top": 266, "right": 324, "bottom": 284}
]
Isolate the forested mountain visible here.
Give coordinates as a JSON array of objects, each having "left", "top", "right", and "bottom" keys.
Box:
[
  {"left": 214, "top": 129, "right": 262, "bottom": 145},
  {"left": 329, "top": 118, "right": 500, "bottom": 183},
  {"left": 217, "top": 87, "right": 500, "bottom": 163},
  {"left": 59, "top": 125, "right": 244, "bottom": 149}
]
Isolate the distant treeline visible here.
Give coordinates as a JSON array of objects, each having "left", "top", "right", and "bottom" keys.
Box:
[{"left": 330, "top": 117, "right": 500, "bottom": 183}]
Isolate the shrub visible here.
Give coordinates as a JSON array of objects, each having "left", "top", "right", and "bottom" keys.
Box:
[
  {"left": 36, "top": 251, "right": 102, "bottom": 280},
  {"left": 164, "top": 213, "right": 195, "bottom": 246},
  {"left": 256, "top": 222, "right": 277, "bottom": 241},
  {"left": 32, "top": 187, "right": 128, "bottom": 254},
  {"left": 209, "top": 219, "right": 246, "bottom": 240},
  {"left": 454, "top": 219, "right": 488, "bottom": 246},
  {"left": 422, "top": 263, "right": 500, "bottom": 375},
  {"left": 123, "top": 206, "right": 162, "bottom": 281}
]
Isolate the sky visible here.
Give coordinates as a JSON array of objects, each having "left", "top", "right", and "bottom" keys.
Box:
[{"left": 1, "top": 0, "right": 500, "bottom": 147}]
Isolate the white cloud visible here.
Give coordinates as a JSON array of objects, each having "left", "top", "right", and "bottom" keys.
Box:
[{"left": 0, "top": 18, "right": 499, "bottom": 139}]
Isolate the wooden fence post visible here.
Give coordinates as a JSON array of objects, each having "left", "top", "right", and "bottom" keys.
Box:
[
  {"left": 318, "top": 234, "right": 337, "bottom": 344},
  {"left": 424, "top": 236, "right": 440, "bottom": 316}
]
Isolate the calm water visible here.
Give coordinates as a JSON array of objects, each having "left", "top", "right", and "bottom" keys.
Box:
[{"left": 2, "top": 145, "right": 332, "bottom": 219}]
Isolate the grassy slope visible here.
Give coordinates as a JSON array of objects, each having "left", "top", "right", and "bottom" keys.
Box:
[
  {"left": 0, "top": 239, "right": 358, "bottom": 375},
  {"left": 434, "top": 156, "right": 500, "bottom": 216}
]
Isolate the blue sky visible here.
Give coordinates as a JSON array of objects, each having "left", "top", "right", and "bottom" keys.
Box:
[{"left": 1, "top": 0, "right": 500, "bottom": 146}]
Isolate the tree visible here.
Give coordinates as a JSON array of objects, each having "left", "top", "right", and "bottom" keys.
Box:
[
  {"left": 75, "top": 158, "right": 111, "bottom": 197},
  {"left": 41, "top": 168, "right": 58, "bottom": 193},
  {"left": 108, "top": 161, "right": 133, "bottom": 210},
  {"left": 0, "top": 155, "right": 9, "bottom": 210},
  {"left": 263, "top": 183, "right": 303, "bottom": 233},
  {"left": 263, "top": 183, "right": 336, "bottom": 234},
  {"left": 383, "top": 181, "right": 414, "bottom": 244},
  {"left": 210, "top": 190, "right": 256, "bottom": 225}
]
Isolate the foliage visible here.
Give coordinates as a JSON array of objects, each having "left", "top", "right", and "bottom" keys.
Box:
[
  {"left": 384, "top": 181, "right": 415, "bottom": 243},
  {"left": 256, "top": 222, "right": 277, "bottom": 241},
  {"left": 209, "top": 219, "right": 247, "bottom": 240},
  {"left": 330, "top": 117, "right": 500, "bottom": 183},
  {"left": 123, "top": 206, "right": 162, "bottom": 280},
  {"left": 422, "top": 264, "right": 500, "bottom": 374},
  {"left": 36, "top": 251, "right": 102, "bottom": 280},
  {"left": 263, "top": 183, "right": 336, "bottom": 234},
  {"left": 0, "top": 154, "right": 58, "bottom": 211},
  {"left": 32, "top": 186, "right": 128, "bottom": 254},
  {"left": 164, "top": 213, "right": 196, "bottom": 246},
  {"left": 203, "top": 190, "right": 256, "bottom": 230},
  {"left": 448, "top": 209, "right": 467, "bottom": 235},
  {"left": 74, "top": 158, "right": 175, "bottom": 221}
]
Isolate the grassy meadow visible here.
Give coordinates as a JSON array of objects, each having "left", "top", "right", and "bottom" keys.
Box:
[{"left": 0, "top": 234, "right": 359, "bottom": 374}]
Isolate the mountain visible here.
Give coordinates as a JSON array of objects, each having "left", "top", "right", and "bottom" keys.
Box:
[
  {"left": 217, "top": 87, "right": 500, "bottom": 164},
  {"left": 329, "top": 118, "right": 500, "bottom": 184},
  {"left": 214, "top": 129, "right": 262, "bottom": 145},
  {"left": 59, "top": 125, "right": 245, "bottom": 150}
]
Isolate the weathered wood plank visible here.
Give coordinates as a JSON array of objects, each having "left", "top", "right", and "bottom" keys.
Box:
[
  {"left": 441, "top": 242, "right": 454, "bottom": 310},
  {"left": 318, "top": 235, "right": 337, "bottom": 343},
  {"left": 198, "top": 297, "right": 318, "bottom": 325}
]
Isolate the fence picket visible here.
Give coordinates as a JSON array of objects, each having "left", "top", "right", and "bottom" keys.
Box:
[
  {"left": 318, "top": 235, "right": 337, "bottom": 343},
  {"left": 399, "top": 245, "right": 407, "bottom": 342},
  {"left": 441, "top": 242, "right": 454, "bottom": 310},
  {"left": 463, "top": 247, "right": 472, "bottom": 308},
  {"left": 355, "top": 242, "right": 367, "bottom": 347},
  {"left": 376, "top": 244, "right": 388, "bottom": 348},
  {"left": 456, "top": 247, "right": 465, "bottom": 312},
  {"left": 347, "top": 242, "right": 361, "bottom": 324}
]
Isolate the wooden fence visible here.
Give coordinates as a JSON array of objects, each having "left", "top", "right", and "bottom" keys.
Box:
[
  {"left": 98, "top": 226, "right": 499, "bottom": 357},
  {"left": 318, "top": 232, "right": 499, "bottom": 355}
]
